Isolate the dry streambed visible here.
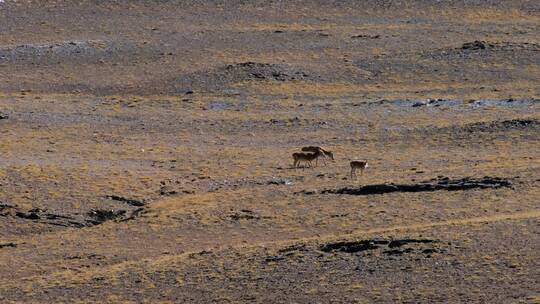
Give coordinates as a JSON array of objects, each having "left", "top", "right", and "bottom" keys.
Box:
[{"left": 0, "top": 195, "right": 146, "bottom": 228}]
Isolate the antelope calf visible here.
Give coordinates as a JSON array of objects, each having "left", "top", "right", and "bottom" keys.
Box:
[
  {"left": 292, "top": 151, "right": 321, "bottom": 169},
  {"left": 301, "top": 146, "right": 334, "bottom": 166},
  {"left": 350, "top": 160, "right": 368, "bottom": 179}
]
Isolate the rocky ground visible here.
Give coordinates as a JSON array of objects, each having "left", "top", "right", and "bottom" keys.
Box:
[{"left": 0, "top": 0, "right": 539, "bottom": 303}]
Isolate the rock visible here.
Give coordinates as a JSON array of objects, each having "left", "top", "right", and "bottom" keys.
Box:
[
  {"left": 320, "top": 240, "right": 386, "bottom": 253},
  {"left": 320, "top": 238, "right": 439, "bottom": 256},
  {"left": 0, "top": 243, "right": 16, "bottom": 249},
  {"left": 119, "top": 208, "right": 145, "bottom": 222},
  {"left": 87, "top": 209, "right": 126, "bottom": 225},
  {"left": 351, "top": 34, "right": 380, "bottom": 39},
  {"left": 15, "top": 212, "right": 40, "bottom": 220},
  {"left": 461, "top": 40, "right": 492, "bottom": 50},
  {"left": 267, "top": 178, "right": 292, "bottom": 185},
  {"left": 207, "top": 101, "right": 231, "bottom": 110},
  {"left": 105, "top": 195, "right": 145, "bottom": 206},
  {"left": 0, "top": 112, "right": 8, "bottom": 119}
]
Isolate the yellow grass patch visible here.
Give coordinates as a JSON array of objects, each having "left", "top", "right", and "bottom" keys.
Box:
[{"left": 461, "top": 8, "right": 539, "bottom": 24}]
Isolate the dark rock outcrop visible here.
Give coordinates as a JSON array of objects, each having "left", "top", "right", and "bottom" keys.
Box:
[
  {"left": 0, "top": 243, "right": 17, "bottom": 249},
  {"left": 105, "top": 195, "right": 146, "bottom": 207},
  {"left": 87, "top": 209, "right": 127, "bottom": 225},
  {"left": 320, "top": 238, "right": 439, "bottom": 256},
  {"left": 461, "top": 40, "right": 493, "bottom": 50},
  {"left": 320, "top": 240, "right": 388, "bottom": 253},
  {"left": 321, "top": 176, "right": 511, "bottom": 196}
]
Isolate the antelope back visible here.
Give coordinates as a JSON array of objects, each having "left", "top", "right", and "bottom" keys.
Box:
[
  {"left": 350, "top": 160, "right": 368, "bottom": 168},
  {"left": 301, "top": 146, "right": 321, "bottom": 153}
]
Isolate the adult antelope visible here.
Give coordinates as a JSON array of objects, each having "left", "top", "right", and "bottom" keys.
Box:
[
  {"left": 350, "top": 160, "right": 368, "bottom": 179},
  {"left": 292, "top": 151, "right": 321, "bottom": 169},
  {"left": 301, "top": 146, "right": 334, "bottom": 166}
]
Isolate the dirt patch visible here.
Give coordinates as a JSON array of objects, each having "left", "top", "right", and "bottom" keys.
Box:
[
  {"left": 156, "top": 175, "right": 297, "bottom": 195},
  {"left": 204, "top": 176, "right": 297, "bottom": 192},
  {"left": 372, "top": 98, "right": 539, "bottom": 109},
  {"left": 265, "top": 244, "right": 308, "bottom": 262},
  {"left": 1, "top": 202, "right": 144, "bottom": 228},
  {"left": 444, "top": 118, "right": 540, "bottom": 133},
  {"left": 424, "top": 41, "right": 540, "bottom": 61},
  {"left": 173, "top": 62, "right": 314, "bottom": 92},
  {"left": 0, "top": 203, "right": 12, "bottom": 216},
  {"left": 355, "top": 38, "right": 539, "bottom": 87},
  {"left": 412, "top": 118, "right": 540, "bottom": 139},
  {"left": 469, "top": 99, "right": 540, "bottom": 108},
  {"left": 0, "top": 40, "right": 144, "bottom": 65},
  {"left": 320, "top": 176, "right": 512, "bottom": 195}
]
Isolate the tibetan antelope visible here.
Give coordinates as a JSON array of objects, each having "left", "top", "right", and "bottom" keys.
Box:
[
  {"left": 350, "top": 160, "right": 368, "bottom": 179},
  {"left": 292, "top": 151, "right": 321, "bottom": 169},
  {"left": 301, "top": 146, "right": 334, "bottom": 166}
]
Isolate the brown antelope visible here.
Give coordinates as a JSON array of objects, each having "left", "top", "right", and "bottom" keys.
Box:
[
  {"left": 350, "top": 160, "right": 368, "bottom": 179},
  {"left": 292, "top": 151, "right": 321, "bottom": 169},
  {"left": 322, "top": 150, "right": 334, "bottom": 162},
  {"left": 301, "top": 146, "right": 334, "bottom": 166}
]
